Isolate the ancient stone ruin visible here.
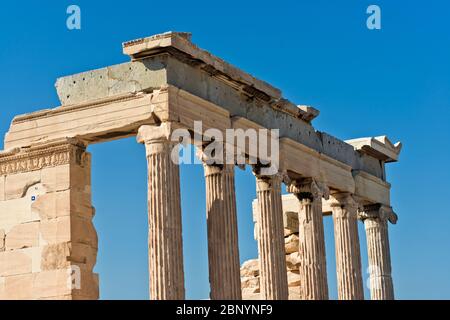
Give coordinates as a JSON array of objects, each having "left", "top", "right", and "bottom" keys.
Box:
[
  {"left": 241, "top": 204, "right": 302, "bottom": 300},
  {"left": 0, "top": 32, "right": 401, "bottom": 300}
]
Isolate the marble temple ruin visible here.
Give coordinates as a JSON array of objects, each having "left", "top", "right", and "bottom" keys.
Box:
[{"left": 0, "top": 32, "right": 401, "bottom": 300}]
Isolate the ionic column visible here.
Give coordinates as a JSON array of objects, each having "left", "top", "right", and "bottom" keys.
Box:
[
  {"left": 254, "top": 170, "right": 289, "bottom": 300},
  {"left": 330, "top": 193, "right": 364, "bottom": 300},
  {"left": 137, "top": 123, "right": 185, "bottom": 300},
  {"left": 360, "top": 204, "right": 397, "bottom": 300},
  {"left": 288, "top": 179, "right": 329, "bottom": 300},
  {"left": 203, "top": 163, "right": 241, "bottom": 300}
]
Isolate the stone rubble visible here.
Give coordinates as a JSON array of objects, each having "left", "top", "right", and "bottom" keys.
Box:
[{"left": 240, "top": 211, "right": 302, "bottom": 300}]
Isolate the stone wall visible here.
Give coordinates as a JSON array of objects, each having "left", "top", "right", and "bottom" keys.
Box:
[
  {"left": 240, "top": 211, "right": 301, "bottom": 300},
  {"left": 0, "top": 139, "right": 98, "bottom": 300}
]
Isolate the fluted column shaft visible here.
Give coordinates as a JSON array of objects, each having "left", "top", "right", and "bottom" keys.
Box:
[
  {"left": 288, "top": 180, "right": 328, "bottom": 300},
  {"left": 204, "top": 164, "right": 241, "bottom": 300},
  {"left": 137, "top": 124, "right": 185, "bottom": 300},
  {"left": 331, "top": 193, "right": 364, "bottom": 300},
  {"left": 255, "top": 173, "right": 289, "bottom": 300},
  {"left": 361, "top": 205, "right": 396, "bottom": 300}
]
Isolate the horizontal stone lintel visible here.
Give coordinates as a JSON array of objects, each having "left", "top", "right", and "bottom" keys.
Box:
[
  {"left": 4, "top": 91, "right": 167, "bottom": 149},
  {"left": 3, "top": 85, "right": 391, "bottom": 204}
]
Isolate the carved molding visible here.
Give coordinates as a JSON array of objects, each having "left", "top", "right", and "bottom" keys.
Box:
[
  {"left": 359, "top": 204, "right": 398, "bottom": 225},
  {"left": 329, "top": 192, "right": 362, "bottom": 220},
  {"left": 287, "top": 178, "right": 330, "bottom": 201},
  {"left": 0, "top": 139, "right": 85, "bottom": 175},
  {"left": 136, "top": 122, "right": 181, "bottom": 145},
  {"left": 196, "top": 141, "right": 229, "bottom": 167},
  {"left": 252, "top": 165, "right": 288, "bottom": 184},
  {"left": 253, "top": 170, "right": 284, "bottom": 192}
]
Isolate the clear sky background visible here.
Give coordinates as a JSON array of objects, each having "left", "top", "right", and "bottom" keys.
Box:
[{"left": 1, "top": 1, "right": 449, "bottom": 299}]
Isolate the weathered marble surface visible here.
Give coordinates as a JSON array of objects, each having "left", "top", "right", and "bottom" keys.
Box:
[{"left": 1, "top": 31, "right": 400, "bottom": 301}]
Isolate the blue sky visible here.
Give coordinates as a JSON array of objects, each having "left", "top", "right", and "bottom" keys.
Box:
[{"left": 1, "top": 1, "right": 449, "bottom": 299}]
